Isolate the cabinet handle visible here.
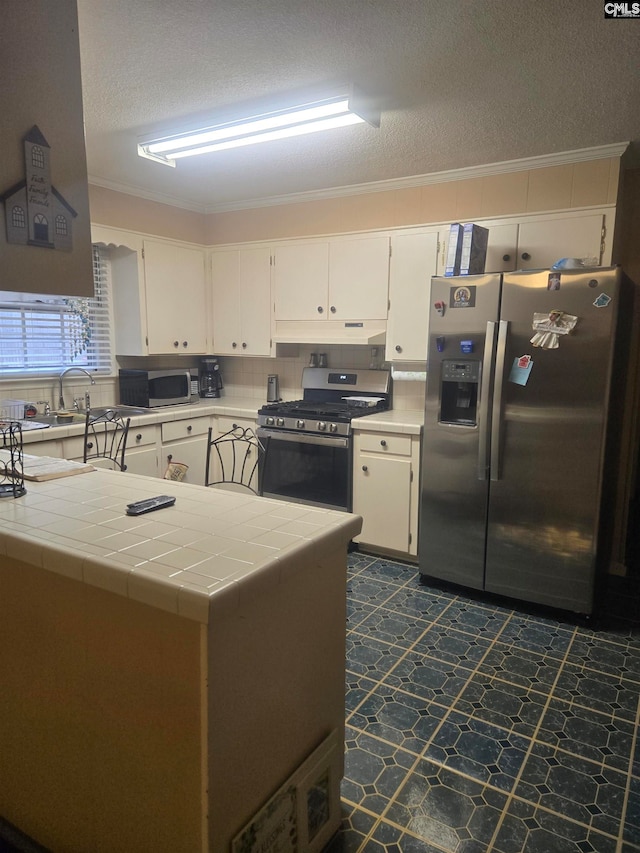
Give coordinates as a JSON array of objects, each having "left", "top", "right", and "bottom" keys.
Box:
[
  {"left": 173, "top": 340, "right": 179, "bottom": 347},
  {"left": 330, "top": 305, "right": 336, "bottom": 313},
  {"left": 242, "top": 342, "right": 247, "bottom": 349},
  {"left": 521, "top": 252, "right": 531, "bottom": 261},
  {"left": 182, "top": 341, "right": 188, "bottom": 348},
  {"left": 317, "top": 306, "right": 323, "bottom": 314},
  {"left": 502, "top": 254, "right": 511, "bottom": 262},
  {"left": 86, "top": 441, "right": 93, "bottom": 450},
  {"left": 380, "top": 439, "right": 387, "bottom": 447},
  {"left": 232, "top": 341, "right": 237, "bottom": 348},
  {"left": 362, "top": 465, "right": 368, "bottom": 472},
  {"left": 187, "top": 425, "right": 192, "bottom": 432},
  {"left": 395, "top": 345, "right": 402, "bottom": 353},
  {"left": 136, "top": 433, "right": 142, "bottom": 441}
]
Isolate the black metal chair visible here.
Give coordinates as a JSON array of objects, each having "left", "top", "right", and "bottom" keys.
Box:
[
  {"left": 83, "top": 409, "right": 131, "bottom": 471},
  {"left": 204, "top": 425, "right": 265, "bottom": 494}
]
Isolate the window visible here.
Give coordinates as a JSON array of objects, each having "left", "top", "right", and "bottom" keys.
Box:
[
  {"left": 0, "top": 246, "right": 113, "bottom": 377},
  {"left": 55, "top": 215, "right": 68, "bottom": 236},
  {"left": 31, "top": 146, "right": 45, "bottom": 169},
  {"left": 11, "top": 206, "right": 25, "bottom": 229}
]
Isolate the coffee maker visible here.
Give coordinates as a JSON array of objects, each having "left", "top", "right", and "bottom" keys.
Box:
[{"left": 199, "top": 357, "right": 223, "bottom": 398}]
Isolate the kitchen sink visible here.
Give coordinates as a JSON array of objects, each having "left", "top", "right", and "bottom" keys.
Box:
[
  {"left": 25, "top": 413, "right": 87, "bottom": 427},
  {"left": 25, "top": 406, "right": 152, "bottom": 428},
  {"left": 107, "top": 405, "right": 152, "bottom": 416}
]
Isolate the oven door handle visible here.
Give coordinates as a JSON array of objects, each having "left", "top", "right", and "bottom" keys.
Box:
[{"left": 257, "top": 428, "right": 350, "bottom": 449}]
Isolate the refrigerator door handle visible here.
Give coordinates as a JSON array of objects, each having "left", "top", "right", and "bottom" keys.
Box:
[
  {"left": 490, "top": 319, "right": 509, "bottom": 481},
  {"left": 477, "top": 321, "right": 497, "bottom": 480}
]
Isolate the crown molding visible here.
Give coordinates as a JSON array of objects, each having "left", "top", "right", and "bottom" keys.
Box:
[
  {"left": 88, "top": 174, "right": 207, "bottom": 213},
  {"left": 89, "top": 142, "right": 628, "bottom": 216}
]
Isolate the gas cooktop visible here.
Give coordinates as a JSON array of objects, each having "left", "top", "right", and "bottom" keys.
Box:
[
  {"left": 261, "top": 399, "right": 386, "bottom": 419},
  {"left": 257, "top": 367, "right": 391, "bottom": 437}
]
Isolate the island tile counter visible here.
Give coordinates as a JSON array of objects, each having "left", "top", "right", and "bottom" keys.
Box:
[{"left": 0, "top": 469, "right": 361, "bottom": 852}]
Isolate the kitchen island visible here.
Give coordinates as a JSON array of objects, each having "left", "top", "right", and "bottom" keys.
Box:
[{"left": 0, "top": 469, "right": 361, "bottom": 852}]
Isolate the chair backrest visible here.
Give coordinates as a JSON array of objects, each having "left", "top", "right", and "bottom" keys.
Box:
[
  {"left": 83, "top": 409, "right": 131, "bottom": 471},
  {"left": 205, "top": 425, "right": 265, "bottom": 494}
]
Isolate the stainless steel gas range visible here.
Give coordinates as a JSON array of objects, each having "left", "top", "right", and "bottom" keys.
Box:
[{"left": 257, "top": 367, "right": 391, "bottom": 511}]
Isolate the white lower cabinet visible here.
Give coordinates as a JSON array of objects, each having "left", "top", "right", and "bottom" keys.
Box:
[
  {"left": 124, "top": 425, "right": 159, "bottom": 477},
  {"left": 61, "top": 433, "right": 126, "bottom": 471},
  {"left": 160, "top": 417, "right": 212, "bottom": 486},
  {"left": 352, "top": 430, "right": 421, "bottom": 557},
  {"left": 60, "top": 434, "right": 89, "bottom": 462},
  {"left": 24, "top": 439, "right": 63, "bottom": 458}
]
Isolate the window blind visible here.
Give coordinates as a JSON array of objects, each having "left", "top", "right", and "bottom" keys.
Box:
[{"left": 0, "top": 246, "right": 113, "bottom": 377}]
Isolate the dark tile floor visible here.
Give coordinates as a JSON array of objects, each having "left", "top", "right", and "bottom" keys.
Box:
[{"left": 326, "top": 552, "right": 640, "bottom": 853}]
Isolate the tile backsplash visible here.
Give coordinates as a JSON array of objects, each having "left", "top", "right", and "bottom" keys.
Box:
[
  {"left": 1, "top": 345, "right": 426, "bottom": 416},
  {"left": 0, "top": 376, "right": 117, "bottom": 415},
  {"left": 217, "top": 345, "right": 426, "bottom": 411}
]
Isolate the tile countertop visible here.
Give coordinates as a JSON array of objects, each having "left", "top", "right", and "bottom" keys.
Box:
[
  {"left": 20, "top": 399, "right": 424, "bottom": 442},
  {"left": 352, "top": 409, "right": 423, "bottom": 435},
  {"left": 20, "top": 397, "right": 262, "bottom": 444},
  {"left": 0, "top": 468, "right": 362, "bottom": 624}
]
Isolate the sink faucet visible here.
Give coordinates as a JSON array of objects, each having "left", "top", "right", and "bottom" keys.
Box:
[{"left": 58, "top": 367, "right": 95, "bottom": 411}]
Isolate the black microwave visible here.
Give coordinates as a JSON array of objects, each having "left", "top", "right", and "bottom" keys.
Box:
[{"left": 119, "top": 369, "right": 197, "bottom": 408}]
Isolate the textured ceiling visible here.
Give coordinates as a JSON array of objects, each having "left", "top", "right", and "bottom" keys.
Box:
[{"left": 76, "top": 0, "right": 640, "bottom": 212}]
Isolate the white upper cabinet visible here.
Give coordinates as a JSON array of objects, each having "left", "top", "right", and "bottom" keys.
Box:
[
  {"left": 100, "top": 230, "right": 208, "bottom": 356},
  {"left": 328, "top": 236, "right": 390, "bottom": 320},
  {"left": 483, "top": 212, "right": 608, "bottom": 273},
  {"left": 143, "top": 240, "right": 207, "bottom": 354},
  {"left": 211, "top": 246, "right": 272, "bottom": 356},
  {"left": 386, "top": 231, "right": 439, "bottom": 363},
  {"left": 516, "top": 213, "right": 606, "bottom": 268},
  {"left": 274, "top": 235, "right": 389, "bottom": 322},
  {"left": 273, "top": 242, "right": 329, "bottom": 321},
  {"left": 483, "top": 223, "right": 520, "bottom": 273}
]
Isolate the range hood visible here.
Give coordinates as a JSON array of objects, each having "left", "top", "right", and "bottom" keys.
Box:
[{"left": 272, "top": 320, "right": 386, "bottom": 346}]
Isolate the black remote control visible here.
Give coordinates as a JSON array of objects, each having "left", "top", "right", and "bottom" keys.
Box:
[{"left": 126, "top": 495, "right": 176, "bottom": 515}]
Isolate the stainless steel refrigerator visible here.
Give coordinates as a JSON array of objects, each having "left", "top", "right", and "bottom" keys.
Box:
[{"left": 419, "top": 266, "right": 632, "bottom": 613}]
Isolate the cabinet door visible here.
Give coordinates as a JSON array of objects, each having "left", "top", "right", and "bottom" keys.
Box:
[
  {"left": 161, "top": 417, "right": 211, "bottom": 486},
  {"left": 329, "top": 236, "right": 389, "bottom": 320},
  {"left": 143, "top": 240, "right": 207, "bottom": 354},
  {"left": 125, "top": 447, "right": 159, "bottom": 478},
  {"left": 484, "top": 223, "right": 519, "bottom": 273},
  {"left": 386, "top": 232, "right": 439, "bottom": 362},
  {"left": 211, "top": 250, "right": 242, "bottom": 355},
  {"left": 161, "top": 437, "right": 208, "bottom": 486},
  {"left": 516, "top": 214, "right": 605, "bottom": 270},
  {"left": 353, "top": 453, "right": 412, "bottom": 553},
  {"left": 239, "top": 247, "right": 272, "bottom": 356},
  {"left": 24, "top": 439, "right": 63, "bottom": 458},
  {"left": 125, "top": 425, "right": 159, "bottom": 477},
  {"left": 274, "top": 242, "right": 329, "bottom": 321}
]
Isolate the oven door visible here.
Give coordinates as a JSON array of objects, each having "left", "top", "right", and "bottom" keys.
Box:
[{"left": 257, "top": 428, "right": 352, "bottom": 511}]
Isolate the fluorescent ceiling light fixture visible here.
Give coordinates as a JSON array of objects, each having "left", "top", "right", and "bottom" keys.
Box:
[{"left": 138, "top": 91, "right": 379, "bottom": 166}]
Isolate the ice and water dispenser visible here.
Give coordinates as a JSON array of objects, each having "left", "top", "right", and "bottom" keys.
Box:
[{"left": 439, "top": 360, "right": 480, "bottom": 426}]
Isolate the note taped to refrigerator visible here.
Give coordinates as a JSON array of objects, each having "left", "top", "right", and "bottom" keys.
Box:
[{"left": 509, "top": 355, "right": 533, "bottom": 386}]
